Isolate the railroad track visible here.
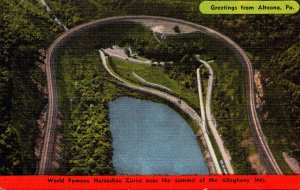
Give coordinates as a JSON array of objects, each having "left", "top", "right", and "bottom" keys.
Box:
[{"left": 38, "top": 16, "right": 282, "bottom": 174}]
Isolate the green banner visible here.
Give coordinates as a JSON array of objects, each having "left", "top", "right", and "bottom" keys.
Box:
[{"left": 199, "top": 1, "right": 299, "bottom": 14}]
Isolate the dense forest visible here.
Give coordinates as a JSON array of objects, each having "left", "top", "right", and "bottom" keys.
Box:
[
  {"left": 0, "top": 0, "right": 299, "bottom": 174},
  {"left": 216, "top": 15, "right": 300, "bottom": 167},
  {"left": 0, "top": 0, "right": 55, "bottom": 174},
  {"left": 56, "top": 54, "right": 115, "bottom": 175},
  {"left": 54, "top": 24, "right": 148, "bottom": 174},
  {"left": 0, "top": 0, "right": 80, "bottom": 174}
]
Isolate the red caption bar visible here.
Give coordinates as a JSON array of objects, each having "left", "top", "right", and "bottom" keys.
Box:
[{"left": 0, "top": 175, "right": 300, "bottom": 190}]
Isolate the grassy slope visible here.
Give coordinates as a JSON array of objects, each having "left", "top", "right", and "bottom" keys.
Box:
[{"left": 110, "top": 58, "right": 200, "bottom": 109}]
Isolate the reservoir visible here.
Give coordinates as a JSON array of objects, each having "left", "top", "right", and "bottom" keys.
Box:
[{"left": 108, "top": 96, "right": 208, "bottom": 174}]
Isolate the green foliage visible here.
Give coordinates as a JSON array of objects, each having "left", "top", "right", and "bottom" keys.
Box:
[
  {"left": 260, "top": 41, "right": 300, "bottom": 167},
  {"left": 211, "top": 62, "right": 255, "bottom": 173},
  {"left": 0, "top": 0, "right": 77, "bottom": 174},
  {"left": 47, "top": 0, "right": 83, "bottom": 27},
  {"left": 1, "top": 0, "right": 51, "bottom": 64},
  {"left": 109, "top": 57, "right": 200, "bottom": 110},
  {"left": 66, "top": 60, "right": 114, "bottom": 175},
  {"left": 0, "top": 68, "right": 12, "bottom": 123},
  {"left": 0, "top": 0, "right": 52, "bottom": 174},
  {"left": 53, "top": 24, "right": 142, "bottom": 174},
  {"left": 214, "top": 13, "right": 299, "bottom": 172},
  {"left": 0, "top": 63, "right": 46, "bottom": 174}
]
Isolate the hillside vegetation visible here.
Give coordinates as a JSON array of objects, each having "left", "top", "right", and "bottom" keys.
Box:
[
  {"left": 0, "top": 0, "right": 80, "bottom": 174},
  {"left": 0, "top": 0, "right": 298, "bottom": 174}
]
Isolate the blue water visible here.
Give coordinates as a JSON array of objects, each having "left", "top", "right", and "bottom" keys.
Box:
[{"left": 108, "top": 96, "right": 209, "bottom": 174}]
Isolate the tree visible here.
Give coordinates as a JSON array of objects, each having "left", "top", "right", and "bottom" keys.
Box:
[{"left": 173, "top": 25, "right": 181, "bottom": 33}]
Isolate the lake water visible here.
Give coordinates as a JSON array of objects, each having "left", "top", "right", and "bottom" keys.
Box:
[{"left": 108, "top": 96, "right": 209, "bottom": 174}]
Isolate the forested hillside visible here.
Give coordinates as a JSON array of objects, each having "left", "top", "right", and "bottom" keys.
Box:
[
  {"left": 0, "top": 0, "right": 80, "bottom": 174},
  {"left": 215, "top": 14, "right": 299, "bottom": 167},
  {"left": 1, "top": 0, "right": 298, "bottom": 174}
]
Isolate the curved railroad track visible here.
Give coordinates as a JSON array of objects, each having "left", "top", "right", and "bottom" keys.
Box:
[{"left": 38, "top": 16, "right": 282, "bottom": 174}]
